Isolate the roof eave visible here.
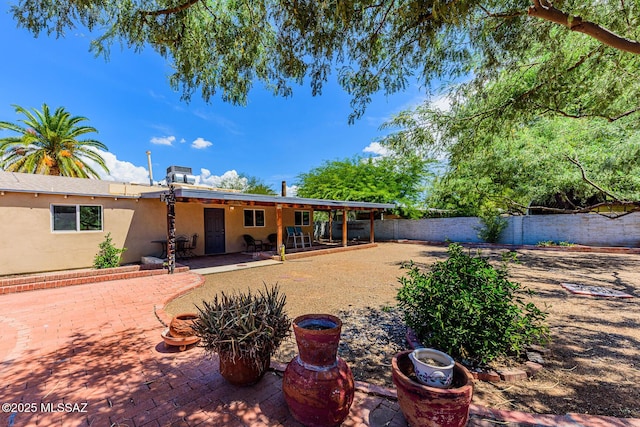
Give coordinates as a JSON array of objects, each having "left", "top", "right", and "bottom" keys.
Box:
[{"left": 140, "top": 188, "right": 394, "bottom": 210}]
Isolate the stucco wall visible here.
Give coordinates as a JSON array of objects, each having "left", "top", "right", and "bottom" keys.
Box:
[
  {"left": 0, "top": 191, "right": 317, "bottom": 276},
  {"left": 225, "top": 206, "right": 313, "bottom": 252},
  {"left": 0, "top": 193, "right": 165, "bottom": 275},
  {"left": 321, "top": 213, "right": 640, "bottom": 247}
]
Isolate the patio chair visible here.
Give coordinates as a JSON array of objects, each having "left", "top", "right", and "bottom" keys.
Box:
[
  {"left": 243, "top": 234, "right": 263, "bottom": 252},
  {"left": 286, "top": 226, "right": 303, "bottom": 249},
  {"left": 175, "top": 235, "right": 190, "bottom": 259},
  {"left": 183, "top": 233, "right": 198, "bottom": 257},
  {"left": 265, "top": 233, "right": 278, "bottom": 251},
  {"left": 295, "top": 227, "right": 313, "bottom": 248}
]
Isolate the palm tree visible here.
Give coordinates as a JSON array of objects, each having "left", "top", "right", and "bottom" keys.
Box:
[{"left": 0, "top": 104, "right": 109, "bottom": 178}]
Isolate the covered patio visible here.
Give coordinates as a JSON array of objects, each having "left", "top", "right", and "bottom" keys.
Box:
[
  {"left": 176, "top": 240, "right": 378, "bottom": 274},
  {"left": 144, "top": 184, "right": 394, "bottom": 272}
]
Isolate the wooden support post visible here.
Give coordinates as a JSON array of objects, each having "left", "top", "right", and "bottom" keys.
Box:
[
  {"left": 342, "top": 208, "right": 348, "bottom": 247},
  {"left": 276, "top": 205, "right": 283, "bottom": 250},
  {"left": 370, "top": 211, "right": 375, "bottom": 244}
]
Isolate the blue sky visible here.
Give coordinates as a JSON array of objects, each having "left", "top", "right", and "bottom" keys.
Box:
[{"left": 0, "top": 5, "right": 432, "bottom": 193}]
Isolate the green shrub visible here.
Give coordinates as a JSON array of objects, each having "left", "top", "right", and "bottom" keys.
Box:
[
  {"left": 475, "top": 213, "right": 508, "bottom": 243},
  {"left": 396, "top": 244, "right": 549, "bottom": 365},
  {"left": 536, "top": 240, "right": 575, "bottom": 247},
  {"left": 93, "top": 233, "right": 126, "bottom": 269}
]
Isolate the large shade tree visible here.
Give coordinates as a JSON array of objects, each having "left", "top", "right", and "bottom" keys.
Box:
[
  {"left": 8, "top": 1, "right": 640, "bottom": 122},
  {"left": 397, "top": 116, "right": 640, "bottom": 217},
  {"left": 296, "top": 155, "right": 431, "bottom": 218},
  {"left": 0, "top": 104, "right": 109, "bottom": 178}
]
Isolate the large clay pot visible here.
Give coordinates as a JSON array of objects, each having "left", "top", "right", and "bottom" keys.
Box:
[
  {"left": 283, "top": 314, "right": 355, "bottom": 427},
  {"left": 169, "top": 313, "right": 198, "bottom": 338},
  {"left": 392, "top": 350, "right": 474, "bottom": 427},
  {"left": 218, "top": 350, "right": 270, "bottom": 386}
]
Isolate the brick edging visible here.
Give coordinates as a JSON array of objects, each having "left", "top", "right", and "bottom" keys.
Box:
[
  {"left": 153, "top": 273, "right": 206, "bottom": 327},
  {"left": 0, "top": 265, "right": 189, "bottom": 295}
]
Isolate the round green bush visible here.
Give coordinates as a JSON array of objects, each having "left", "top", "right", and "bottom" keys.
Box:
[{"left": 397, "top": 243, "right": 549, "bottom": 365}]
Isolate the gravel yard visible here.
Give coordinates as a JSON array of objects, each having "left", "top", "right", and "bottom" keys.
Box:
[{"left": 165, "top": 242, "right": 640, "bottom": 418}]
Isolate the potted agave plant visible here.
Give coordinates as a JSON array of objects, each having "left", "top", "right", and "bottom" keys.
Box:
[{"left": 192, "top": 284, "right": 291, "bottom": 386}]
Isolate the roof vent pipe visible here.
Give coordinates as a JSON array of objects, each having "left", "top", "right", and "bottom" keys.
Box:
[
  {"left": 281, "top": 181, "right": 286, "bottom": 197},
  {"left": 146, "top": 151, "right": 154, "bottom": 186}
]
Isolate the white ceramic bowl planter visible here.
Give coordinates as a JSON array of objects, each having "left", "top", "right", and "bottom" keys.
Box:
[{"left": 408, "top": 348, "right": 455, "bottom": 388}]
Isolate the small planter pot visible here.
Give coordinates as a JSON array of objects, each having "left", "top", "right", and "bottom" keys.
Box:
[
  {"left": 219, "top": 351, "right": 270, "bottom": 387},
  {"left": 408, "top": 348, "right": 455, "bottom": 388},
  {"left": 392, "top": 350, "right": 474, "bottom": 427},
  {"left": 169, "top": 313, "right": 198, "bottom": 338}
]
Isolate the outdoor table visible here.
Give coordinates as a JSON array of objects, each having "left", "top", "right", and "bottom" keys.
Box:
[{"left": 152, "top": 237, "right": 190, "bottom": 259}]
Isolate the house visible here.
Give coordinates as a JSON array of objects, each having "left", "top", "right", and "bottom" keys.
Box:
[{"left": 0, "top": 170, "right": 393, "bottom": 276}]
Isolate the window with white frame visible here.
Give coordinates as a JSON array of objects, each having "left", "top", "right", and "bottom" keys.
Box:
[
  {"left": 52, "top": 204, "right": 103, "bottom": 232},
  {"left": 243, "top": 209, "right": 265, "bottom": 227},
  {"left": 294, "top": 210, "right": 310, "bottom": 226}
]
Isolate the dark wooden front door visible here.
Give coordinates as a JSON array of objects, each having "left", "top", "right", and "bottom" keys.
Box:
[{"left": 204, "top": 208, "right": 225, "bottom": 254}]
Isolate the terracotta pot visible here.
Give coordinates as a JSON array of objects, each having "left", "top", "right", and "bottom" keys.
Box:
[
  {"left": 169, "top": 313, "right": 198, "bottom": 338},
  {"left": 283, "top": 314, "right": 355, "bottom": 427},
  {"left": 392, "top": 350, "right": 474, "bottom": 427},
  {"left": 219, "top": 350, "right": 270, "bottom": 387}
]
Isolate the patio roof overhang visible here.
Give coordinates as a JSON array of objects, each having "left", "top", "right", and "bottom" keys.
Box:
[
  {"left": 142, "top": 185, "right": 394, "bottom": 273},
  {"left": 141, "top": 186, "right": 395, "bottom": 211}
]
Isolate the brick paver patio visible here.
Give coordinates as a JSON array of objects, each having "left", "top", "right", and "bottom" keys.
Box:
[{"left": 1, "top": 272, "right": 638, "bottom": 426}]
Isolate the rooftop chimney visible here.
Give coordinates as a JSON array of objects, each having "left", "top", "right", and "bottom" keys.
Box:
[{"left": 281, "top": 181, "right": 287, "bottom": 197}]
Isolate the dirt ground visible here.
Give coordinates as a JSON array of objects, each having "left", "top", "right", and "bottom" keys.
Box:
[{"left": 165, "top": 242, "right": 640, "bottom": 418}]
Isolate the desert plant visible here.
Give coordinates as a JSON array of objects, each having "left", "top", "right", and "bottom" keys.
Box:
[
  {"left": 193, "top": 284, "right": 291, "bottom": 370},
  {"left": 396, "top": 244, "right": 549, "bottom": 365},
  {"left": 475, "top": 213, "right": 508, "bottom": 243},
  {"left": 536, "top": 240, "right": 575, "bottom": 247},
  {"left": 93, "top": 232, "right": 126, "bottom": 269}
]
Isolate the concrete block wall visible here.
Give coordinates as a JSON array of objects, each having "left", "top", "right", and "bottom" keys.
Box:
[
  {"left": 319, "top": 212, "right": 640, "bottom": 247},
  {"left": 517, "top": 213, "right": 640, "bottom": 247}
]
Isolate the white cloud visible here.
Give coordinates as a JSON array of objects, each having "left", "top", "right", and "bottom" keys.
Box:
[
  {"left": 150, "top": 135, "right": 176, "bottom": 146},
  {"left": 180, "top": 138, "right": 186, "bottom": 143},
  {"left": 197, "top": 169, "right": 246, "bottom": 189},
  {"left": 286, "top": 185, "right": 298, "bottom": 197},
  {"left": 191, "top": 137, "right": 213, "bottom": 149},
  {"left": 89, "top": 150, "right": 151, "bottom": 184},
  {"left": 363, "top": 142, "right": 392, "bottom": 157}
]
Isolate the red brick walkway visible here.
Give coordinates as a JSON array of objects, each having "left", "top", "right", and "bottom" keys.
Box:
[{"left": 1, "top": 273, "right": 638, "bottom": 426}]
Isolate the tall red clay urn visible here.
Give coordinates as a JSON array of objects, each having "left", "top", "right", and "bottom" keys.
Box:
[{"left": 283, "top": 314, "right": 355, "bottom": 427}]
